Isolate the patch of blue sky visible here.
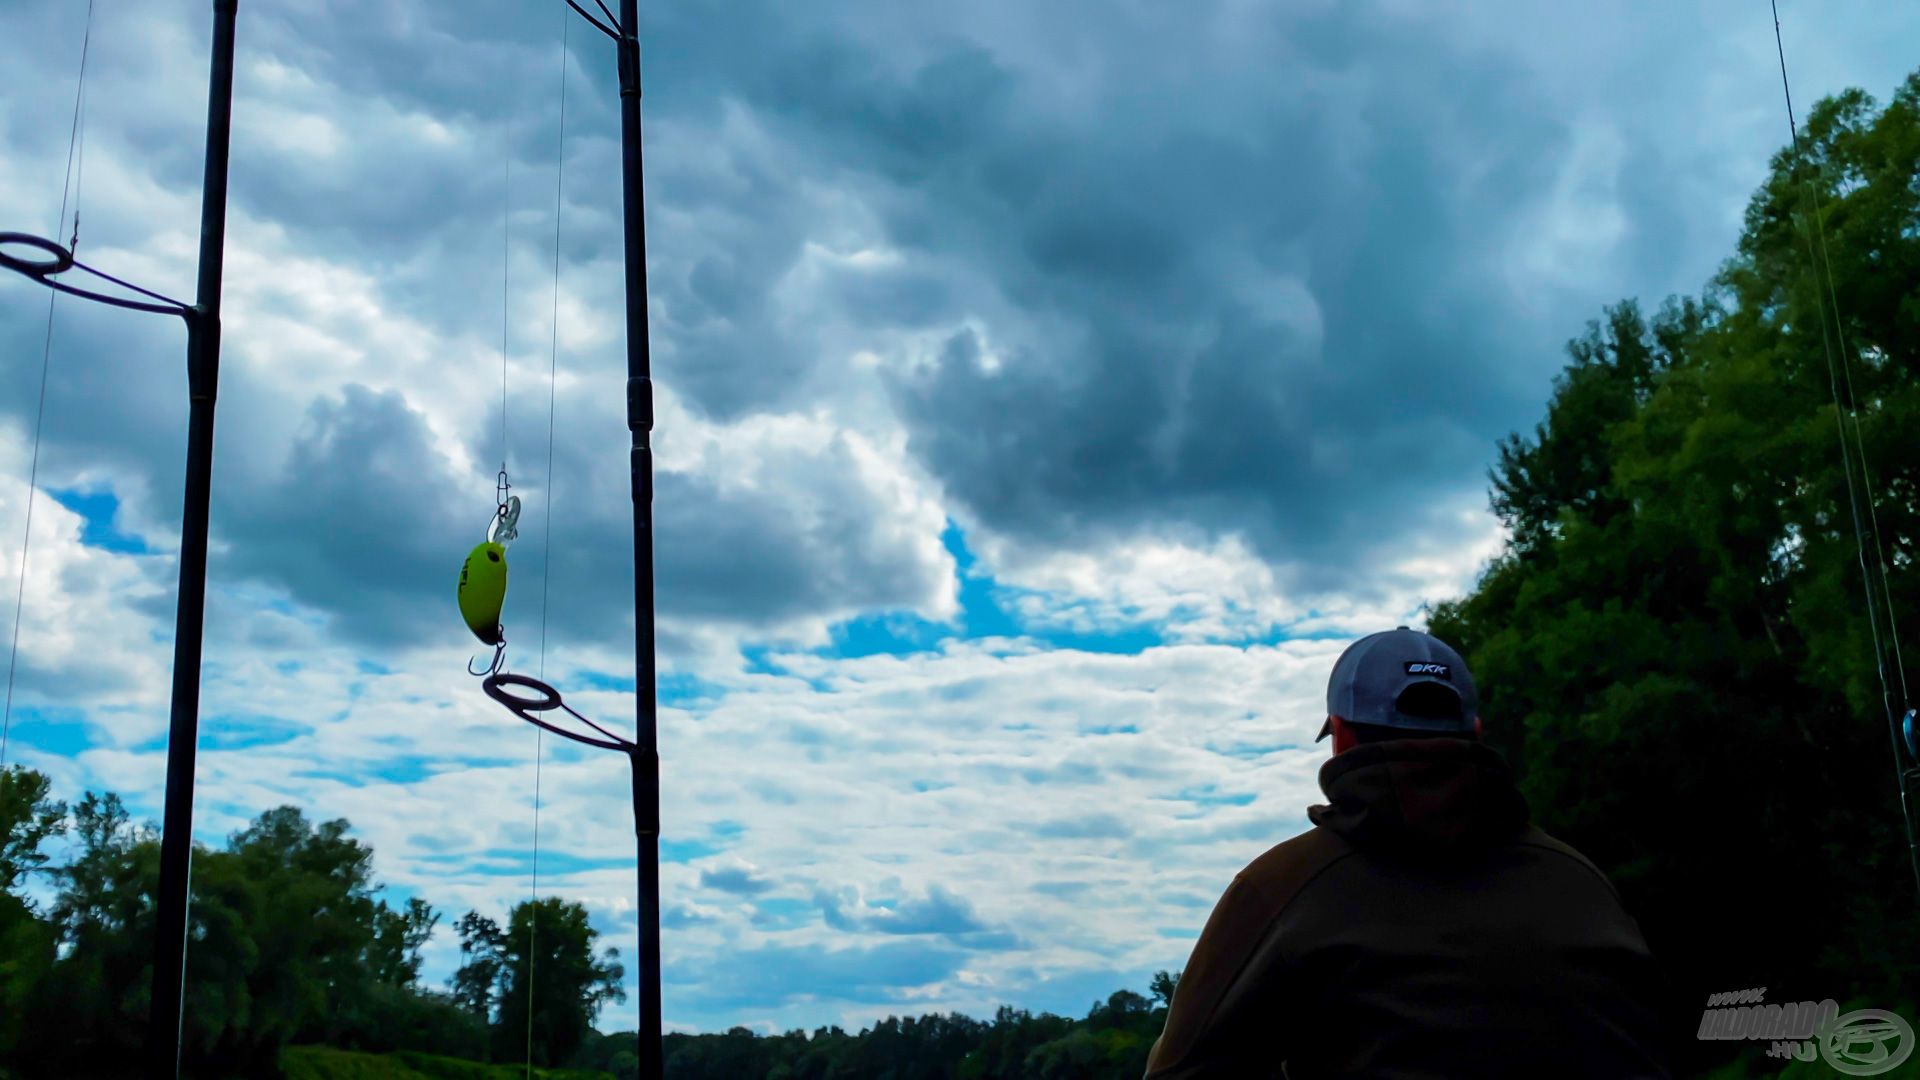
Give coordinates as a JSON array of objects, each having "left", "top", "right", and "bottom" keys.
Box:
[
  {"left": 741, "top": 521, "right": 1202, "bottom": 678},
  {"left": 993, "top": 601, "right": 1168, "bottom": 655},
  {"left": 479, "top": 849, "right": 633, "bottom": 876},
  {"left": 660, "top": 837, "right": 720, "bottom": 863},
  {"left": 565, "top": 667, "right": 721, "bottom": 710},
  {"left": 791, "top": 522, "right": 1024, "bottom": 665},
  {"left": 660, "top": 672, "right": 724, "bottom": 708},
  {"left": 953, "top": 521, "right": 1193, "bottom": 653},
  {"left": 659, "top": 821, "right": 745, "bottom": 865},
  {"left": 739, "top": 644, "right": 784, "bottom": 677},
  {"left": 575, "top": 670, "right": 637, "bottom": 693},
  {"left": 735, "top": 646, "right": 834, "bottom": 692},
  {"left": 3, "top": 705, "right": 93, "bottom": 757},
  {"left": 825, "top": 610, "right": 953, "bottom": 659},
  {"left": 1204, "top": 734, "right": 1303, "bottom": 759},
  {"left": 296, "top": 756, "right": 439, "bottom": 787},
  {"left": 200, "top": 713, "right": 304, "bottom": 751},
  {"left": 47, "top": 487, "right": 149, "bottom": 554},
  {"left": 128, "top": 732, "right": 171, "bottom": 755},
  {"left": 402, "top": 848, "right": 632, "bottom": 880},
  {"left": 750, "top": 896, "right": 816, "bottom": 930},
  {"left": 1169, "top": 784, "right": 1258, "bottom": 808},
  {"left": 944, "top": 520, "right": 1022, "bottom": 640}
]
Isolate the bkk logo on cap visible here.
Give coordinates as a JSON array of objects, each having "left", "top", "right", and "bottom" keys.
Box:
[{"left": 1404, "top": 662, "right": 1451, "bottom": 679}]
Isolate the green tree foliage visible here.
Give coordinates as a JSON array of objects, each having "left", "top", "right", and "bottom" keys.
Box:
[
  {"left": 1429, "top": 71, "right": 1920, "bottom": 1076},
  {"left": 451, "top": 910, "right": 509, "bottom": 1026},
  {"left": 0, "top": 787, "right": 504, "bottom": 1076},
  {"left": 0, "top": 766, "right": 65, "bottom": 1062},
  {"left": 0, "top": 765, "right": 65, "bottom": 896},
  {"left": 26, "top": 791, "right": 160, "bottom": 1071},
  {"left": 491, "top": 898, "right": 626, "bottom": 1067},
  {"left": 371, "top": 897, "right": 442, "bottom": 988},
  {"left": 600, "top": 976, "right": 1180, "bottom": 1080}
]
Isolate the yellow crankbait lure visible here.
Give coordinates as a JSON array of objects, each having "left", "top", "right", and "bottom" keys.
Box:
[
  {"left": 458, "top": 541, "right": 508, "bottom": 645},
  {"left": 458, "top": 493, "right": 520, "bottom": 648}
]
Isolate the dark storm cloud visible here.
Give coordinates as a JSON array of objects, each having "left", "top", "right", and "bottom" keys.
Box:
[
  {"left": 0, "top": 0, "right": 959, "bottom": 655},
  {"left": 626, "top": 0, "right": 1861, "bottom": 595},
  {"left": 188, "top": 370, "right": 944, "bottom": 653},
  {"left": 757, "top": 7, "right": 1576, "bottom": 580},
  {"left": 528, "top": 418, "right": 949, "bottom": 647},
  {"left": 211, "top": 384, "right": 469, "bottom": 648},
  {"left": 8, "top": 0, "right": 1913, "bottom": 661},
  {"left": 583, "top": 0, "right": 1677, "bottom": 587}
]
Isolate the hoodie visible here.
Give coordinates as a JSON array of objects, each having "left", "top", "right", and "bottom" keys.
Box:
[{"left": 1143, "top": 738, "right": 1671, "bottom": 1079}]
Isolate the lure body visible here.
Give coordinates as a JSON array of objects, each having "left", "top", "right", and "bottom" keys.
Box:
[{"left": 459, "top": 541, "right": 509, "bottom": 645}]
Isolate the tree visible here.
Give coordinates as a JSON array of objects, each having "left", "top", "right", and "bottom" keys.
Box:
[
  {"left": 0, "top": 765, "right": 66, "bottom": 896},
  {"left": 368, "top": 896, "right": 440, "bottom": 987},
  {"left": 493, "top": 896, "right": 626, "bottom": 1067},
  {"left": 1488, "top": 299, "right": 1704, "bottom": 558},
  {"left": 10, "top": 795, "right": 484, "bottom": 1075},
  {"left": 0, "top": 766, "right": 64, "bottom": 1062},
  {"left": 1430, "top": 69, "right": 1920, "bottom": 1076},
  {"left": 1148, "top": 969, "right": 1180, "bottom": 1009},
  {"left": 450, "top": 909, "right": 508, "bottom": 1026},
  {"left": 16, "top": 791, "right": 157, "bottom": 1071}
]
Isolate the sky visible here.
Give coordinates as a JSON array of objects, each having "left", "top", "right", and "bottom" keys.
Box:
[{"left": 0, "top": 0, "right": 1916, "bottom": 1040}]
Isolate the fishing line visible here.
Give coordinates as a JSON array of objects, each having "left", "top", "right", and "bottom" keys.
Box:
[
  {"left": 525, "top": 8, "right": 571, "bottom": 1072},
  {"left": 503, "top": 153, "right": 512, "bottom": 489},
  {"left": 1770, "top": 0, "right": 1920, "bottom": 897},
  {"left": 3, "top": 0, "right": 95, "bottom": 770}
]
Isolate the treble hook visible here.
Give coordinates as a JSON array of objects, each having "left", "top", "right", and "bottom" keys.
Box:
[{"left": 468, "top": 637, "right": 507, "bottom": 677}]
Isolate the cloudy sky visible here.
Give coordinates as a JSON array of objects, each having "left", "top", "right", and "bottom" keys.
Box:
[{"left": 1, "top": 0, "right": 1915, "bottom": 1039}]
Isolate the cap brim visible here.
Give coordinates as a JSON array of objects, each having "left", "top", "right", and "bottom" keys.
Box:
[{"left": 1315, "top": 717, "right": 1332, "bottom": 742}]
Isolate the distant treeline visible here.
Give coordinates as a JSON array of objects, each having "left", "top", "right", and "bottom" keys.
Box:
[
  {"left": 576, "top": 981, "right": 1179, "bottom": 1080},
  {"left": 0, "top": 769, "right": 1175, "bottom": 1079},
  {"left": 0, "top": 771, "right": 622, "bottom": 1077}
]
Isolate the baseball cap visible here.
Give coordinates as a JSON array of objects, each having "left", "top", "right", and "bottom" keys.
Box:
[{"left": 1315, "top": 626, "right": 1478, "bottom": 742}]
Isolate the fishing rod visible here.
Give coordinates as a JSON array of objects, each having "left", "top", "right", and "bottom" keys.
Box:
[
  {"left": 0, "top": 1, "right": 238, "bottom": 1075},
  {"left": 455, "top": 0, "right": 662, "bottom": 1073}
]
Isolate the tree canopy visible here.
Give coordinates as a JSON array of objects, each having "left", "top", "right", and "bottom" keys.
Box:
[{"left": 1430, "top": 70, "right": 1920, "bottom": 1076}]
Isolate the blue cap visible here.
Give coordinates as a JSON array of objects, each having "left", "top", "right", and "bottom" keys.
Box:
[{"left": 1316, "top": 626, "right": 1478, "bottom": 741}]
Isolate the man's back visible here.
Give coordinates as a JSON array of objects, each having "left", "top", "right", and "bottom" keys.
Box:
[{"left": 1145, "top": 738, "right": 1671, "bottom": 1079}]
